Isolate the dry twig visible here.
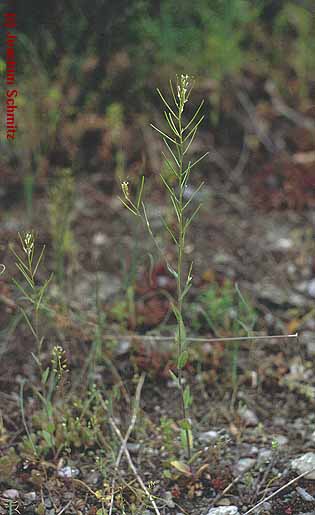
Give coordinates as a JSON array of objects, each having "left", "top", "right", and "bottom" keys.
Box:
[
  {"left": 101, "top": 373, "right": 157, "bottom": 515},
  {"left": 244, "top": 466, "right": 315, "bottom": 515}
]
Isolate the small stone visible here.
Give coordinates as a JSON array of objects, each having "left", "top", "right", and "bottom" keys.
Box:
[
  {"left": 164, "top": 491, "right": 175, "bottom": 508},
  {"left": 24, "top": 491, "right": 36, "bottom": 504},
  {"left": 273, "top": 416, "right": 286, "bottom": 427},
  {"left": 307, "top": 279, "right": 315, "bottom": 297},
  {"left": 275, "top": 238, "right": 293, "bottom": 250},
  {"left": 127, "top": 443, "right": 140, "bottom": 453},
  {"left": 291, "top": 453, "right": 315, "bottom": 479},
  {"left": 206, "top": 507, "right": 239, "bottom": 515},
  {"left": 249, "top": 446, "right": 259, "bottom": 455},
  {"left": 198, "top": 431, "right": 220, "bottom": 444},
  {"left": 305, "top": 336, "right": 315, "bottom": 356},
  {"left": 92, "top": 232, "right": 108, "bottom": 246},
  {"left": 58, "top": 466, "right": 80, "bottom": 478},
  {"left": 217, "top": 498, "right": 231, "bottom": 506},
  {"left": 116, "top": 340, "right": 131, "bottom": 355},
  {"left": 258, "top": 449, "right": 273, "bottom": 463},
  {"left": 236, "top": 458, "right": 256, "bottom": 474},
  {"left": 44, "top": 497, "right": 53, "bottom": 509},
  {"left": 239, "top": 408, "right": 259, "bottom": 427},
  {"left": 2, "top": 489, "right": 19, "bottom": 500},
  {"left": 296, "top": 486, "right": 315, "bottom": 501},
  {"left": 85, "top": 469, "right": 100, "bottom": 486}
]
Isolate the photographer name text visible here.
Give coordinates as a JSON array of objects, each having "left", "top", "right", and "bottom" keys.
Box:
[{"left": 4, "top": 12, "right": 17, "bottom": 140}]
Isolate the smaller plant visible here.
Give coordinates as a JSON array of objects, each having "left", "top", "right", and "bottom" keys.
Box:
[
  {"left": 191, "top": 279, "right": 256, "bottom": 389},
  {"left": 9, "top": 233, "right": 70, "bottom": 457},
  {"left": 48, "top": 168, "right": 75, "bottom": 285},
  {"left": 10, "top": 232, "right": 52, "bottom": 363}
]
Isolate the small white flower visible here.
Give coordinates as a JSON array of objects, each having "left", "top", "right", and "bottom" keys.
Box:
[
  {"left": 121, "top": 181, "right": 130, "bottom": 200},
  {"left": 22, "top": 232, "right": 34, "bottom": 255}
]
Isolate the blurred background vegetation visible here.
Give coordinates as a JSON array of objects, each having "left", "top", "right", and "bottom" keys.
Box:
[{"left": 1, "top": 0, "right": 315, "bottom": 201}]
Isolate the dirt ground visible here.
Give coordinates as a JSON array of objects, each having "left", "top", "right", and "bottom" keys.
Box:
[{"left": 1, "top": 86, "right": 315, "bottom": 514}]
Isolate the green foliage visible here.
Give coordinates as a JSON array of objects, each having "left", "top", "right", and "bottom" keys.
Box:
[
  {"left": 274, "top": 2, "right": 315, "bottom": 100},
  {"left": 0, "top": 447, "right": 19, "bottom": 482},
  {"left": 19, "top": 384, "right": 107, "bottom": 459},
  {"left": 135, "top": 0, "right": 261, "bottom": 80},
  {"left": 191, "top": 279, "right": 256, "bottom": 335},
  {"left": 10, "top": 232, "right": 52, "bottom": 357},
  {"left": 191, "top": 279, "right": 256, "bottom": 388}
]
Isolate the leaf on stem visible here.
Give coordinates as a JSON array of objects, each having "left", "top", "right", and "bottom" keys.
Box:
[
  {"left": 118, "top": 197, "right": 139, "bottom": 216},
  {"left": 183, "top": 151, "right": 209, "bottom": 173},
  {"left": 164, "top": 110, "right": 180, "bottom": 137},
  {"left": 163, "top": 138, "right": 180, "bottom": 168},
  {"left": 183, "top": 182, "right": 204, "bottom": 210},
  {"left": 150, "top": 123, "right": 177, "bottom": 145},
  {"left": 178, "top": 350, "right": 189, "bottom": 369},
  {"left": 183, "top": 115, "right": 205, "bottom": 143},
  {"left": 169, "top": 369, "right": 180, "bottom": 387},
  {"left": 169, "top": 79, "right": 179, "bottom": 108},
  {"left": 167, "top": 263, "right": 178, "bottom": 280},
  {"left": 161, "top": 217, "right": 178, "bottom": 246},
  {"left": 183, "top": 385, "right": 193, "bottom": 408},
  {"left": 33, "top": 244, "right": 46, "bottom": 278},
  {"left": 183, "top": 100, "right": 205, "bottom": 133},
  {"left": 184, "top": 204, "right": 202, "bottom": 234},
  {"left": 170, "top": 460, "right": 192, "bottom": 477},
  {"left": 156, "top": 88, "right": 179, "bottom": 120},
  {"left": 136, "top": 176, "right": 145, "bottom": 210}
]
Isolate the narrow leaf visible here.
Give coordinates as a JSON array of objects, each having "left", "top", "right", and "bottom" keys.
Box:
[
  {"left": 118, "top": 197, "right": 139, "bottom": 216},
  {"left": 136, "top": 176, "right": 145, "bottom": 209},
  {"left": 162, "top": 152, "right": 179, "bottom": 177},
  {"left": 164, "top": 110, "right": 180, "bottom": 137},
  {"left": 169, "top": 369, "right": 180, "bottom": 387},
  {"left": 178, "top": 350, "right": 189, "bottom": 369},
  {"left": 160, "top": 174, "right": 176, "bottom": 200},
  {"left": 169, "top": 79, "right": 179, "bottom": 107},
  {"left": 157, "top": 88, "right": 178, "bottom": 119},
  {"left": 163, "top": 138, "right": 180, "bottom": 168},
  {"left": 183, "top": 152, "right": 210, "bottom": 174},
  {"left": 183, "top": 115, "right": 205, "bottom": 143},
  {"left": 150, "top": 124, "right": 177, "bottom": 145},
  {"left": 20, "top": 307, "right": 37, "bottom": 339},
  {"left": 183, "top": 127, "right": 197, "bottom": 156},
  {"left": 15, "top": 262, "right": 34, "bottom": 288},
  {"left": 42, "top": 367, "right": 50, "bottom": 384},
  {"left": 183, "top": 100, "right": 204, "bottom": 133},
  {"left": 170, "top": 460, "right": 192, "bottom": 477},
  {"left": 162, "top": 217, "right": 178, "bottom": 246},
  {"left": 33, "top": 244, "right": 46, "bottom": 277},
  {"left": 183, "top": 385, "right": 193, "bottom": 408},
  {"left": 167, "top": 263, "right": 178, "bottom": 280},
  {"left": 184, "top": 204, "right": 202, "bottom": 233},
  {"left": 183, "top": 182, "right": 204, "bottom": 210}
]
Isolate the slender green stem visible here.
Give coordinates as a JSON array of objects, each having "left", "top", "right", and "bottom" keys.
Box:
[
  {"left": 120, "top": 75, "right": 206, "bottom": 463},
  {"left": 176, "top": 91, "right": 191, "bottom": 461}
]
